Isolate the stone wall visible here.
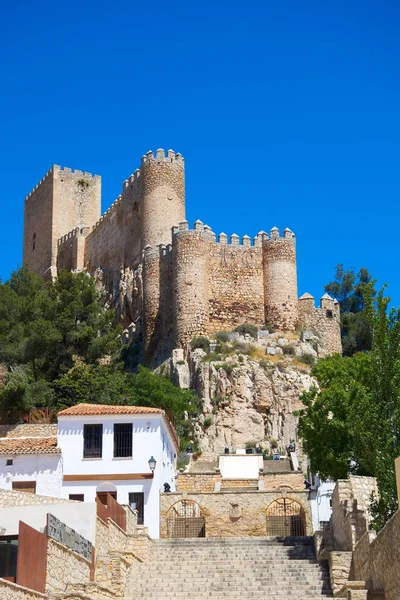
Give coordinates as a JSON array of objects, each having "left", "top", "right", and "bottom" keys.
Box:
[
  {"left": 46, "top": 538, "right": 91, "bottom": 593},
  {"left": 0, "top": 424, "right": 57, "bottom": 438},
  {"left": 176, "top": 471, "right": 304, "bottom": 493},
  {"left": 0, "top": 580, "right": 46, "bottom": 600},
  {"left": 298, "top": 293, "right": 342, "bottom": 356},
  {"left": 0, "top": 488, "right": 74, "bottom": 507},
  {"left": 23, "top": 166, "right": 101, "bottom": 278},
  {"left": 160, "top": 490, "right": 312, "bottom": 538},
  {"left": 351, "top": 511, "right": 400, "bottom": 600}
]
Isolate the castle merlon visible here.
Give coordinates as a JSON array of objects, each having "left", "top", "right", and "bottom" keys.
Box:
[
  {"left": 24, "top": 165, "right": 100, "bottom": 202},
  {"left": 140, "top": 148, "right": 184, "bottom": 166},
  {"left": 170, "top": 221, "right": 295, "bottom": 248}
]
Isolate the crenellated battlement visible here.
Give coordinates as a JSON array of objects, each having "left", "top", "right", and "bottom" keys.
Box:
[
  {"left": 170, "top": 221, "right": 296, "bottom": 248},
  {"left": 141, "top": 148, "right": 184, "bottom": 166},
  {"left": 24, "top": 165, "right": 100, "bottom": 202}
]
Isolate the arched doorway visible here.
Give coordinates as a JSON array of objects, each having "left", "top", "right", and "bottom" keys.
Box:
[
  {"left": 96, "top": 481, "right": 117, "bottom": 505},
  {"left": 167, "top": 500, "right": 205, "bottom": 538},
  {"left": 266, "top": 498, "right": 306, "bottom": 537}
]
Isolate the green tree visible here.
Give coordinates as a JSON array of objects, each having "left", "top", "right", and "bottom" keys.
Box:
[
  {"left": 325, "top": 265, "right": 374, "bottom": 356},
  {"left": 298, "top": 284, "right": 400, "bottom": 530}
]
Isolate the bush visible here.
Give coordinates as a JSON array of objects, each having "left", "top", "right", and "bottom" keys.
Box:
[
  {"left": 190, "top": 337, "right": 209, "bottom": 352},
  {"left": 263, "top": 450, "right": 273, "bottom": 460},
  {"left": 176, "top": 454, "right": 190, "bottom": 470},
  {"left": 234, "top": 324, "right": 258, "bottom": 339},
  {"left": 283, "top": 344, "right": 296, "bottom": 356},
  {"left": 300, "top": 352, "right": 316, "bottom": 366},
  {"left": 217, "top": 362, "right": 238, "bottom": 375},
  {"left": 203, "top": 416, "right": 213, "bottom": 428},
  {"left": 215, "top": 331, "right": 230, "bottom": 343},
  {"left": 270, "top": 438, "right": 278, "bottom": 449},
  {"left": 245, "top": 440, "right": 258, "bottom": 449}
]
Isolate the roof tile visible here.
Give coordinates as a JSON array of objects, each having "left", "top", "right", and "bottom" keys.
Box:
[
  {"left": 0, "top": 437, "right": 60, "bottom": 455},
  {"left": 58, "top": 404, "right": 163, "bottom": 417}
]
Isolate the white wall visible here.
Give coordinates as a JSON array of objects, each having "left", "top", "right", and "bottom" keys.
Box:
[
  {"left": 0, "top": 454, "right": 61, "bottom": 497},
  {"left": 0, "top": 502, "right": 97, "bottom": 543},
  {"left": 219, "top": 455, "right": 263, "bottom": 479},
  {"left": 58, "top": 413, "right": 178, "bottom": 538},
  {"left": 310, "top": 478, "right": 335, "bottom": 532}
]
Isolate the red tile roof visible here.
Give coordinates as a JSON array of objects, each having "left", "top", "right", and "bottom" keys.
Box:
[
  {"left": 58, "top": 404, "right": 163, "bottom": 416},
  {"left": 0, "top": 437, "right": 60, "bottom": 455}
]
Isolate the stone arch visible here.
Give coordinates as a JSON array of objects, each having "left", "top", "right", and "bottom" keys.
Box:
[
  {"left": 166, "top": 499, "right": 205, "bottom": 538},
  {"left": 265, "top": 496, "right": 306, "bottom": 537}
]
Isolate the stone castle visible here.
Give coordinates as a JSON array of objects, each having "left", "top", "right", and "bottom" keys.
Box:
[{"left": 23, "top": 149, "right": 341, "bottom": 363}]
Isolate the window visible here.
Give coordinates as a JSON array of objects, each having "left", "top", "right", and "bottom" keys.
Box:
[
  {"left": 83, "top": 424, "right": 103, "bottom": 458},
  {"left": 129, "top": 492, "right": 144, "bottom": 525},
  {"left": 12, "top": 481, "right": 36, "bottom": 494},
  {"left": 6, "top": 459, "right": 13, "bottom": 467},
  {"left": 114, "top": 423, "right": 133, "bottom": 458},
  {"left": 69, "top": 494, "right": 84, "bottom": 502},
  {"left": 326, "top": 310, "right": 333, "bottom": 319},
  {"left": 32, "top": 233, "right": 36, "bottom": 251}
]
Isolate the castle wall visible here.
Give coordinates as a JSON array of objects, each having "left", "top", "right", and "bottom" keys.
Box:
[{"left": 208, "top": 233, "right": 264, "bottom": 332}]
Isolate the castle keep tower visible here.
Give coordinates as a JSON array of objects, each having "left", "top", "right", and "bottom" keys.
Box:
[{"left": 23, "top": 166, "right": 101, "bottom": 278}]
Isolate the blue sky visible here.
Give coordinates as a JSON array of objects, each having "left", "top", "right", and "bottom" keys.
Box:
[{"left": 1, "top": 1, "right": 399, "bottom": 304}]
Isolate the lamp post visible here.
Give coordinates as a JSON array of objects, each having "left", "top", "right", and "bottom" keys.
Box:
[{"left": 148, "top": 456, "right": 157, "bottom": 474}]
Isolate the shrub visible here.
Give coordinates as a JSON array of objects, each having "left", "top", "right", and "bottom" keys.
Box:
[
  {"left": 300, "top": 352, "right": 316, "bottom": 366},
  {"left": 218, "top": 362, "right": 238, "bottom": 375},
  {"left": 263, "top": 450, "right": 273, "bottom": 460},
  {"left": 270, "top": 438, "right": 278, "bottom": 449},
  {"left": 215, "top": 331, "right": 230, "bottom": 343},
  {"left": 203, "top": 416, "right": 213, "bottom": 428},
  {"left": 190, "top": 337, "right": 209, "bottom": 352},
  {"left": 234, "top": 324, "right": 258, "bottom": 339},
  {"left": 245, "top": 440, "right": 258, "bottom": 449},
  {"left": 283, "top": 344, "right": 295, "bottom": 356},
  {"left": 176, "top": 454, "right": 190, "bottom": 470},
  {"left": 176, "top": 359, "right": 186, "bottom": 365}
]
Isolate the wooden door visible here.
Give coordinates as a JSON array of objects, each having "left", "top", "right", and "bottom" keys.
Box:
[{"left": 12, "top": 481, "right": 36, "bottom": 494}]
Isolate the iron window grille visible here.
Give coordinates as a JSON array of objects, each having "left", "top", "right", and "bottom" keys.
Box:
[
  {"left": 83, "top": 424, "right": 103, "bottom": 458},
  {"left": 114, "top": 423, "right": 133, "bottom": 458}
]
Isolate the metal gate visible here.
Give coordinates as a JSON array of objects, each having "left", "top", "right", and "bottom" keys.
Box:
[
  {"left": 167, "top": 500, "right": 205, "bottom": 538},
  {"left": 266, "top": 498, "right": 306, "bottom": 537}
]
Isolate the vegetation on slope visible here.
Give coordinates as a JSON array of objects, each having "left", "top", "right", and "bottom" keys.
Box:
[{"left": 0, "top": 267, "right": 198, "bottom": 449}]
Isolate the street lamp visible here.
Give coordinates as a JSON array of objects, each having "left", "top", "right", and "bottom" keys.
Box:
[{"left": 148, "top": 456, "right": 157, "bottom": 473}]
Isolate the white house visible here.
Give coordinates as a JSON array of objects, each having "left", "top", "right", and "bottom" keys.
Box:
[
  {"left": 310, "top": 477, "right": 335, "bottom": 531},
  {"left": 0, "top": 436, "right": 61, "bottom": 496},
  {"left": 57, "top": 404, "right": 178, "bottom": 537}
]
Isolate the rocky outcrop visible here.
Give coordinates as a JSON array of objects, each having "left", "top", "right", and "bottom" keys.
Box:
[{"left": 171, "top": 332, "right": 317, "bottom": 455}]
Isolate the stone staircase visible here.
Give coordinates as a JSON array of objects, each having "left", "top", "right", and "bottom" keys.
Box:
[{"left": 124, "top": 536, "right": 333, "bottom": 599}]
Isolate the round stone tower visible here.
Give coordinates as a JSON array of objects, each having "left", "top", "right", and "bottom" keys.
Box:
[
  {"left": 140, "top": 149, "right": 185, "bottom": 249},
  {"left": 263, "top": 227, "right": 298, "bottom": 331},
  {"left": 172, "top": 222, "right": 210, "bottom": 348}
]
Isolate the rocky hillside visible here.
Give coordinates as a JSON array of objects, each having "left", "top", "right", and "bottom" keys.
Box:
[{"left": 169, "top": 329, "right": 320, "bottom": 455}]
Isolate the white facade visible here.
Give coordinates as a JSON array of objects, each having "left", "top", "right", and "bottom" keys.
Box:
[
  {"left": 310, "top": 477, "right": 335, "bottom": 532},
  {"left": 57, "top": 412, "right": 177, "bottom": 538},
  {"left": 0, "top": 453, "right": 61, "bottom": 497},
  {"left": 219, "top": 454, "right": 263, "bottom": 479},
  {"left": 0, "top": 502, "right": 97, "bottom": 543}
]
